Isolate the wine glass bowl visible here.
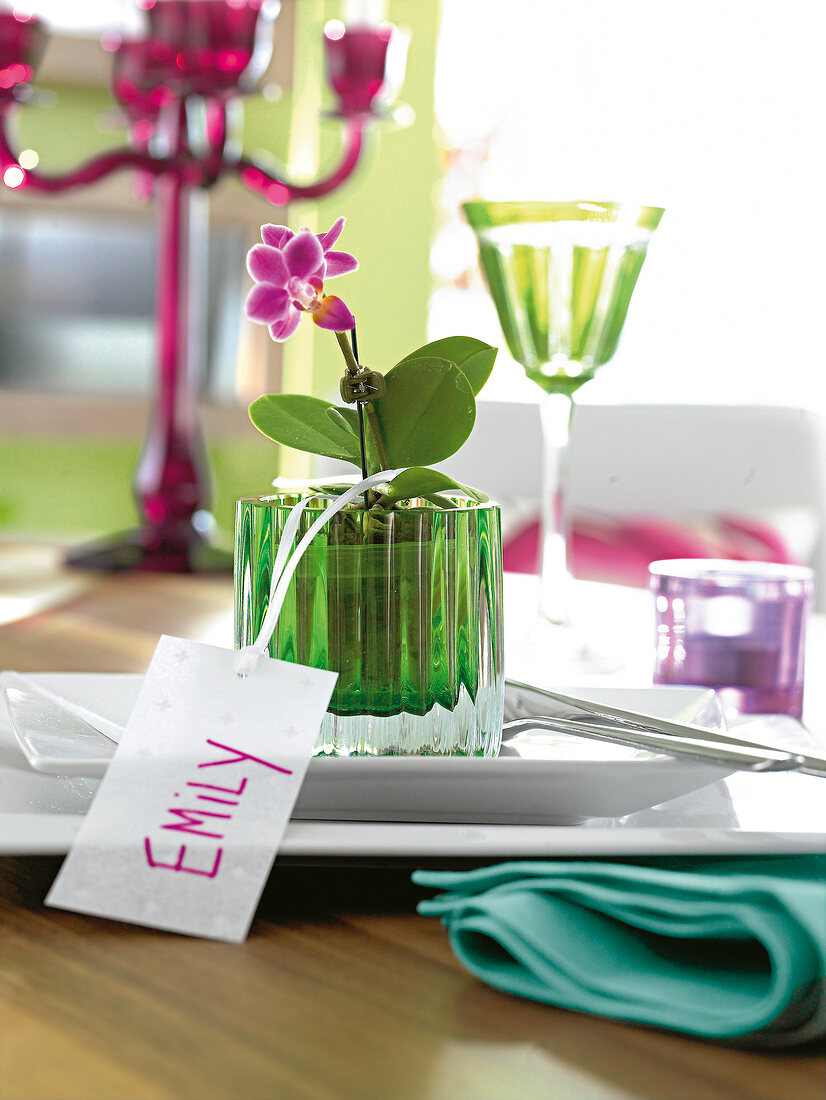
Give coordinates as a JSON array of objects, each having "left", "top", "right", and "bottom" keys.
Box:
[{"left": 463, "top": 200, "right": 663, "bottom": 396}]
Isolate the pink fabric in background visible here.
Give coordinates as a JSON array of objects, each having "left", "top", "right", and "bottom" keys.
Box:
[{"left": 503, "top": 514, "right": 797, "bottom": 587}]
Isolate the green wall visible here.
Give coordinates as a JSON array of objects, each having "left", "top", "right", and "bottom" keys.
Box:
[
  {"left": 0, "top": 438, "right": 275, "bottom": 547},
  {"left": 294, "top": 0, "right": 442, "bottom": 399},
  {"left": 1, "top": 0, "right": 441, "bottom": 540}
]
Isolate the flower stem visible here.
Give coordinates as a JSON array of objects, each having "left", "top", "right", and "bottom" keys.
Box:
[
  {"left": 365, "top": 404, "right": 390, "bottom": 471},
  {"left": 350, "top": 327, "right": 370, "bottom": 512},
  {"left": 335, "top": 330, "right": 360, "bottom": 375},
  {"left": 334, "top": 329, "right": 390, "bottom": 473}
]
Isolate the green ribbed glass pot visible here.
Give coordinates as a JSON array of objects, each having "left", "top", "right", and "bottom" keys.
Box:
[{"left": 234, "top": 494, "right": 504, "bottom": 756}]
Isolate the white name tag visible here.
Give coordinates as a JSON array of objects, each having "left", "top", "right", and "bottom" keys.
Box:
[{"left": 47, "top": 635, "right": 337, "bottom": 942}]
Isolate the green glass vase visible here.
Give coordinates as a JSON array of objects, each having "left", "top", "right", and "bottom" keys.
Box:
[{"left": 234, "top": 494, "right": 505, "bottom": 756}]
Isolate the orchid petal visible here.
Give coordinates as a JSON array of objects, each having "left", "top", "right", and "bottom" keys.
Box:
[
  {"left": 284, "top": 230, "right": 324, "bottom": 278},
  {"left": 324, "top": 250, "right": 359, "bottom": 278},
  {"left": 313, "top": 295, "right": 355, "bottom": 332},
  {"left": 245, "top": 284, "right": 290, "bottom": 324},
  {"left": 268, "top": 309, "right": 302, "bottom": 342},
  {"left": 246, "top": 244, "right": 289, "bottom": 286},
  {"left": 261, "top": 224, "right": 294, "bottom": 249},
  {"left": 317, "top": 216, "right": 345, "bottom": 251}
]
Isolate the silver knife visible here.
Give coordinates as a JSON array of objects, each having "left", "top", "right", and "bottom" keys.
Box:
[
  {"left": 502, "top": 713, "right": 803, "bottom": 771},
  {"left": 505, "top": 679, "right": 822, "bottom": 775}
]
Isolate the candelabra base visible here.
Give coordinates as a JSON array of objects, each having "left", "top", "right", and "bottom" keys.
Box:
[{"left": 64, "top": 520, "right": 232, "bottom": 574}]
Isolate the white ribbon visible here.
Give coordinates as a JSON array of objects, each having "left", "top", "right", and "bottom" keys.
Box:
[{"left": 237, "top": 469, "right": 407, "bottom": 679}]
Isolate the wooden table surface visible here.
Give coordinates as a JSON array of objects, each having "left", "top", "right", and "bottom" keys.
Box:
[{"left": 0, "top": 548, "right": 824, "bottom": 1100}]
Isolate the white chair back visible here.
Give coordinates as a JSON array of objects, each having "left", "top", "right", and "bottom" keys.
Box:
[{"left": 439, "top": 400, "right": 826, "bottom": 609}]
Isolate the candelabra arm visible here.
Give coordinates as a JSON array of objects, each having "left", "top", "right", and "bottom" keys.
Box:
[
  {"left": 231, "top": 116, "right": 366, "bottom": 203},
  {"left": 0, "top": 112, "right": 181, "bottom": 194}
]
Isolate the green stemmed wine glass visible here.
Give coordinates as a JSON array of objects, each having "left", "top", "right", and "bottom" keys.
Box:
[{"left": 464, "top": 200, "right": 664, "bottom": 674}]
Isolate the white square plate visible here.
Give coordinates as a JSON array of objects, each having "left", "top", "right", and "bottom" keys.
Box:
[{"left": 0, "top": 674, "right": 823, "bottom": 858}]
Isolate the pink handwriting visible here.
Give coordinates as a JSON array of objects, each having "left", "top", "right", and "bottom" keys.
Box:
[
  {"left": 199, "top": 738, "right": 294, "bottom": 775},
  {"left": 188, "top": 778, "right": 248, "bottom": 795},
  {"left": 143, "top": 838, "right": 223, "bottom": 878},
  {"left": 144, "top": 741, "right": 291, "bottom": 877},
  {"left": 161, "top": 807, "right": 231, "bottom": 839}
]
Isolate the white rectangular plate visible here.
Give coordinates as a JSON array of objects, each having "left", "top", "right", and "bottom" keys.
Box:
[{"left": 0, "top": 674, "right": 823, "bottom": 858}]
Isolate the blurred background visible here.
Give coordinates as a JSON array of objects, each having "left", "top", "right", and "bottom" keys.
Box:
[{"left": 1, "top": 0, "right": 824, "bottom": 548}]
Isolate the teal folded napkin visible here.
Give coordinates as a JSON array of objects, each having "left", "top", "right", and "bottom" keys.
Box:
[{"left": 413, "top": 856, "right": 826, "bottom": 1047}]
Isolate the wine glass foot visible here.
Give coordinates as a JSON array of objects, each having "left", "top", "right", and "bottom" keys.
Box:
[
  {"left": 507, "top": 614, "right": 623, "bottom": 686},
  {"left": 64, "top": 520, "right": 232, "bottom": 574}
]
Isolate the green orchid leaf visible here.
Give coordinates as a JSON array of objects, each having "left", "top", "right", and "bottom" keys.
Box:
[
  {"left": 396, "top": 336, "right": 498, "bottom": 396},
  {"left": 372, "top": 357, "right": 476, "bottom": 467},
  {"left": 249, "top": 394, "right": 362, "bottom": 465},
  {"left": 335, "top": 405, "right": 360, "bottom": 436},
  {"left": 422, "top": 493, "right": 459, "bottom": 509},
  {"left": 380, "top": 467, "right": 489, "bottom": 505},
  {"left": 308, "top": 483, "right": 358, "bottom": 496},
  {"left": 325, "top": 407, "right": 359, "bottom": 437}
]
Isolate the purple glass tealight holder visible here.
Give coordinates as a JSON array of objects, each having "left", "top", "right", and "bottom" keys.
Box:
[{"left": 650, "top": 559, "right": 815, "bottom": 718}]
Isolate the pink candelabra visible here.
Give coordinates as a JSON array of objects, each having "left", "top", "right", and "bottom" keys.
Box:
[{"left": 0, "top": 0, "right": 405, "bottom": 572}]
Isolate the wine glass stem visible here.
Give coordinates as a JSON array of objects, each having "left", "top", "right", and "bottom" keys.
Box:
[{"left": 539, "top": 391, "right": 574, "bottom": 626}]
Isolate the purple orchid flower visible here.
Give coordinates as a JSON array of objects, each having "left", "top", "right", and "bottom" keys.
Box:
[{"left": 244, "top": 216, "right": 358, "bottom": 341}]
